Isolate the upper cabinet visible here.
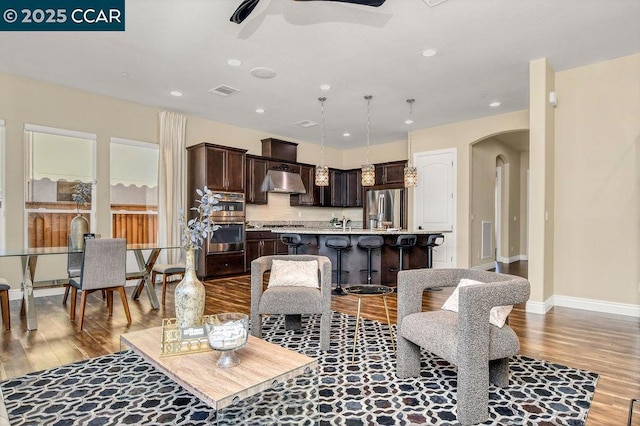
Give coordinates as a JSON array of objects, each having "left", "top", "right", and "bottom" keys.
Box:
[
  {"left": 290, "top": 164, "right": 319, "bottom": 206},
  {"left": 375, "top": 160, "right": 407, "bottom": 186},
  {"left": 344, "top": 169, "right": 363, "bottom": 207},
  {"left": 246, "top": 155, "right": 268, "bottom": 205},
  {"left": 187, "top": 143, "right": 247, "bottom": 194}
]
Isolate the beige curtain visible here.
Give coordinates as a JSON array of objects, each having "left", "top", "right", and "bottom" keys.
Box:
[{"left": 158, "top": 111, "right": 186, "bottom": 264}]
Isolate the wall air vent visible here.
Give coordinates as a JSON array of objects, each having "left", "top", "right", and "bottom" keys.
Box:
[
  {"left": 294, "top": 120, "right": 318, "bottom": 128},
  {"left": 208, "top": 85, "right": 240, "bottom": 97}
]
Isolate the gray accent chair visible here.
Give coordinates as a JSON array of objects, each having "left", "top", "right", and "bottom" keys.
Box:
[
  {"left": 397, "top": 268, "right": 531, "bottom": 425},
  {"left": 251, "top": 255, "right": 332, "bottom": 350},
  {"left": 68, "top": 238, "right": 131, "bottom": 332},
  {"left": 63, "top": 235, "right": 83, "bottom": 305}
]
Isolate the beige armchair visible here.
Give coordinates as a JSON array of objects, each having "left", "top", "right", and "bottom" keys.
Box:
[
  {"left": 251, "top": 255, "right": 332, "bottom": 350},
  {"left": 397, "top": 268, "right": 530, "bottom": 425}
]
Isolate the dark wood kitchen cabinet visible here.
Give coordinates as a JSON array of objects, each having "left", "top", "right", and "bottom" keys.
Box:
[
  {"left": 245, "top": 231, "right": 287, "bottom": 271},
  {"left": 344, "top": 168, "right": 363, "bottom": 207},
  {"left": 290, "top": 165, "right": 320, "bottom": 206},
  {"left": 245, "top": 155, "right": 268, "bottom": 204},
  {"left": 187, "top": 143, "right": 247, "bottom": 194},
  {"left": 327, "top": 169, "right": 345, "bottom": 207},
  {"left": 375, "top": 160, "right": 407, "bottom": 186}
]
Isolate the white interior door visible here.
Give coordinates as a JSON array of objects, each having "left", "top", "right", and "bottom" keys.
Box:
[{"left": 413, "top": 148, "right": 456, "bottom": 268}]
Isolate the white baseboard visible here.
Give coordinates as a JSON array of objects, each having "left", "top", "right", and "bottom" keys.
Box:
[
  {"left": 526, "top": 297, "right": 554, "bottom": 314},
  {"left": 552, "top": 295, "right": 640, "bottom": 318},
  {"left": 472, "top": 262, "right": 495, "bottom": 271},
  {"left": 497, "top": 255, "right": 527, "bottom": 264}
]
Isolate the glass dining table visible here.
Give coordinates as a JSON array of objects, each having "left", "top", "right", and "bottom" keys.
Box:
[{"left": 0, "top": 243, "right": 181, "bottom": 330}]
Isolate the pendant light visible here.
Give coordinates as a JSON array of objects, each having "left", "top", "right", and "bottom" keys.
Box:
[
  {"left": 361, "top": 95, "right": 375, "bottom": 186},
  {"left": 315, "top": 97, "right": 329, "bottom": 186},
  {"left": 404, "top": 98, "right": 418, "bottom": 187}
]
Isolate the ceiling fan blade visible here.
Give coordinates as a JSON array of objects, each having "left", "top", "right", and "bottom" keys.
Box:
[
  {"left": 294, "top": 0, "right": 386, "bottom": 6},
  {"left": 230, "top": 0, "right": 262, "bottom": 24}
]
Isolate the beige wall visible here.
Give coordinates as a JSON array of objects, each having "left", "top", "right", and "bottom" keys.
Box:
[
  {"left": 519, "top": 151, "right": 530, "bottom": 256},
  {"left": 553, "top": 54, "right": 640, "bottom": 305},
  {"left": 470, "top": 137, "right": 523, "bottom": 267},
  {"left": 528, "top": 58, "right": 556, "bottom": 304}
]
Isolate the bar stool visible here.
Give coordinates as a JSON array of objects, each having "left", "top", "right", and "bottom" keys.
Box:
[
  {"left": 389, "top": 234, "right": 417, "bottom": 272},
  {"left": 419, "top": 233, "right": 445, "bottom": 268},
  {"left": 280, "top": 233, "right": 308, "bottom": 255},
  {"left": 0, "top": 278, "right": 11, "bottom": 330},
  {"left": 357, "top": 235, "right": 384, "bottom": 284},
  {"left": 325, "top": 236, "right": 352, "bottom": 295}
]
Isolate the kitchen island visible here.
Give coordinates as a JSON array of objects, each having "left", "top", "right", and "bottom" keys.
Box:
[{"left": 259, "top": 227, "right": 451, "bottom": 287}]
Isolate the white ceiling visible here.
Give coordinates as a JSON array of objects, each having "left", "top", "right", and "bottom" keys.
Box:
[{"left": 1, "top": 0, "right": 638, "bottom": 149}]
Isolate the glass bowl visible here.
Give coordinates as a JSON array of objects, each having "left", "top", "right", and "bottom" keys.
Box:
[{"left": 205, "top": 313, "right": 249, "bottom": 368}]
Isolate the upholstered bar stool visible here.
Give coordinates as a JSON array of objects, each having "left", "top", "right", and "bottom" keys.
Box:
[
  {"left": 0, "top": 278, "right": 10, "bottom": 330},
  {"left": 389, "top": 234, "right": 417, "bottom": 272},
  {"left": 325, "top": 236, "right": 352, "bottom": 295},
  {"left": 357, "top": 235, "right": 384, "bottom": 284},
  {"left": 280, "top": 233, "right": 309, "bottom": 255},
  {"left": 419, "top": 233, "right": 445, "bottom": 268}
]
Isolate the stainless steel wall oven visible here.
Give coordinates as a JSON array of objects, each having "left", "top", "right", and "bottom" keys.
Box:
[{"left": 207, "top": 192, "right": 245, "bottom": 253}]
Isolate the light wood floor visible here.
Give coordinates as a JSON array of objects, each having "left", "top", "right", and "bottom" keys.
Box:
[{"left": 1, "top": 262, "right": 638, "bottom": 425}]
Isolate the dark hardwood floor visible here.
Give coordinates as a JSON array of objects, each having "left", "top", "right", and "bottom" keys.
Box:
[{"left": 1, "top": 262, "right": 638, "bottom": 425}]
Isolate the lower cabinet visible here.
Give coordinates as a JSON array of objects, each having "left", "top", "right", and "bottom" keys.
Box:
[
  {"left": 245, "top": 231, "right": 288, "bottom": 271},
  {"left": 202, "top": 252, "right": 245, "bottom": 278}
]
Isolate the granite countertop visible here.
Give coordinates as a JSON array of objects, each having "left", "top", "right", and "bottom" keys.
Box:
[{"left": 247, "top": 227, "right": 451, "bottom": 235}]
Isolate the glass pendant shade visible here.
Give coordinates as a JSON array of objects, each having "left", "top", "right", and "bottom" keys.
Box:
[
  {"left": 361, "top": 164, "right": 375, "bottom": 186},
  {"left": 361, "top": 95, "right": 375, "bottom": 186},
  {"left": 404, "top": 165, "right": 418, "bottom": 187},
  {"left": 315, "top": 165, "right": 329, "bottom": 186}
]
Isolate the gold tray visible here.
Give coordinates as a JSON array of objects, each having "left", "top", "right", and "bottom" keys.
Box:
[{"left": 160, "top": 316, "right": 213, "bottom": 357}]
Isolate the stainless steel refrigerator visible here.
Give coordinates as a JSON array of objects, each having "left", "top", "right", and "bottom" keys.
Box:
[{"left": 365, "top": 188, "right": 405, "bottom": 229}]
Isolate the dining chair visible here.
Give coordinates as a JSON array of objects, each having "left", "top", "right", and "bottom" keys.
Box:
[
  {"left": 68, "top": 238, "right": 131, "bottom": 332},
  {"left": 151, "top": 263, "right": 186, "bottom": 306},
  {"left": 62, "top": 235, "right": 83, "bottom": 305}
]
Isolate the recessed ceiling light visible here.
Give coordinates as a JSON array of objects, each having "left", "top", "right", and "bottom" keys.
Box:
[
  {"left": 405, "top": 119, "right": 414, "bottom": 125},
  {"left": 170, "top": 90, "right": 183, "bottom": 97},
  {"left": 489, "top": 101, "right": 501, "bottom": 107},
  {"left": 343, "top": 132, "right": 350, "bottom": 137},
  {"left": 251, "top": 67, "right": 277, "bottom": 79},
  {"left": 320, "top": 84, "right": 331, "bottom": 91},
  {"left": 120, "top": 72, "right": 129, "bottom": 77},
  {"left": 227, "top": 58, "right": 242, "bottom": 67},
  {"left": 422, "top": 48, "right": 438, "bottom": 57},
  {"left": 255, "top": 108, "right": 265, "bottom": 114}
]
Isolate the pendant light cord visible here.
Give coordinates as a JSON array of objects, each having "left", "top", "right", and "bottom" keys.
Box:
[
  {"left": 365, "top": 95, "right": 372, "bottom": 164},
  {"left": 319, "top": 97, "right": 326, "bottom": 163},
  {"left": 407, "top": 98, "right": 415, "bottom": 164}
]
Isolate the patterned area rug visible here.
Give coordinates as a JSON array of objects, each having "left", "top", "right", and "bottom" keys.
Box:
[{"left": 1, "top": 312, "right": 598, "bottom": 425}]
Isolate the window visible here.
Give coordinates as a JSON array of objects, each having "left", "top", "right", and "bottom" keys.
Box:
[
  {"left": 24, "top": 124, "right": 96, "bottom": 248},
  {"left": 0, "top": 119, "right": 5, "bottom": 248},
  {"left": 110, "top": 138, "right": 158, "bottom": 244}
]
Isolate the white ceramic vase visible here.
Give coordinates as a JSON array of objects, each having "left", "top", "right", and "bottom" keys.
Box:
[
  {"left": 70, "top": 214, "right": 89, "bottom": 250},
  {"left": 174, "top": 247, "right": 205, "bottom": 328}
]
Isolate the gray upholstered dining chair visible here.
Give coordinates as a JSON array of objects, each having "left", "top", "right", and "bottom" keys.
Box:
[
  {"left": 251, "top": 255, "right": 332, "bottom": 350},
  {"left": 396, "top": 268, "right": 530, "bottom": 426},
  {"left": 68, "top": 238, "right": 131, "bottom": 332}
]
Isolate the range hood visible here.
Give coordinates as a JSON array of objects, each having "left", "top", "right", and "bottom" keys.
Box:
[{"left": 261, "top": 168, "right": 307, "bottom": 194}]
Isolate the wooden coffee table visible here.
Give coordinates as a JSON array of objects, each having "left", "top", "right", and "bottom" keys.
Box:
[{"left": 120, "top": 327, "right": 317, "bottom": 417}]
